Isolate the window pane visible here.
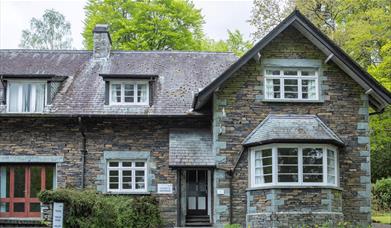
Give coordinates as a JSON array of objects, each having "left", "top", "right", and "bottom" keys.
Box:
[
  {"left": 109, "top": 169, "right": 119, "bottom": 189},
  {"left": 278, "top": 157, "right": 298, "bottom": 164},
  {"left": 284, "top": 70, "right": 297, "bottom": 76},
  {"left": 109, "top": 162, "right": 119, "bottom": 167},
  {"left": 135, "top": 170, "right": 145, "bottom": 189},
  {"left": 302, "top": 79, "right": 316, "bottom": 99},
  {"left": 109, "top": 183, "right": 119, "bottom": 189},
  {"left": 135, "top": 162, "right": 145, "bottom": 167},
  {"left": 14, "top": 167, "right": 25, "bottom": 197},
  {"left": 263, "top": 166, "right": 272, "bottom": 174},
  {"left": 327, "top": 149, "right": 336, "bottom": 184},
  {"left": 122, "top": 162, "right": 132, "bottom": 167},
  {"left": 9, "top": 83, "right": 20, "bottom": 112},
  {"left": 278, "top": 148, "right": 298, "bottom": 183},
  {"left": 0, "top": 167, "right": 10, "bottom": 198},
  {"left": 34, "top": 83, "right": 45, "bottom": 112},
  {"left": 14, "top": 203, "right": 25, "bottom": 212},
  {"left": 30, "top": 167, "right": 42, "bottom": 197},
  {"left": 266, "top": 70, "right": 280, "bottom": 75},
  {"left": 303, "top": 175, "right": 322, "bottom": 182},
  {"left": 0, "top": 202, "right": 9, "bottom": 212},
  {"left": 301, "top": 70, "right": 316, "bottom": 76},
  {"left": 278, "top": 166, "right": 298, "bottom": 173},
  {"left": 278, "top": 148, "right": 298, "bottom": 156},
  {"left": 278, "top": 175, "right": 298, "bottom": 182},
  {"left": 264, "top": 175, "right": 272, "bottom": 183},
  {"left": 111, "top": 84, "right": 121, "bottom": 103},
  {"left": 109, "top": 170, "right": 119, "bottom": 176},
  {"left": 45, "top": 166, "right": 54, "bottom": 191},
  {"left": 303, "top": 148, "right": 323, "bottom": 164},
  {"left": 137, "top": 84, "right": 147, "bottom": 103},
  {"left": 266, "top": 79, "right": 281, "bottom": 99},
  {"left": 303, "top": 166, "right": 322, "bottom": 173},
  {"left": 124, "top": 84, "right": 134, "bottom": 103},
  {"left": 22, "top": 84, "right": 31, "bottom": 112},
  {"left": 30, "top": 203, "right": 41, "bottom": 212}
]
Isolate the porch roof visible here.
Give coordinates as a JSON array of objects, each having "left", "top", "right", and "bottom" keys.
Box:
[
  {"left": 169, "top": 129, "right": 214, "bottom": 167},
  {"left": 242, "top": 114, "right": 344, "bottom": 147}
]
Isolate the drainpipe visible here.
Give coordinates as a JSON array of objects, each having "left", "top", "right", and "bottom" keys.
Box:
[
  {"left": 78, "top": 117, "right": 87, "bottom": 189},
  {"left": 228, "top": 169, "right": 233, "bottom": 224}
]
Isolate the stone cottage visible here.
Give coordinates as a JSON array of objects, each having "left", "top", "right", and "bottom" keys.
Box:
[{"left": 0, "top": 10, "right": 390, "bottom": 227}]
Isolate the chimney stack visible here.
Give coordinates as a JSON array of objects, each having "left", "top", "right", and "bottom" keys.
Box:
[{"left": 93, "top": 24, "right": 111, "bottom": 58}]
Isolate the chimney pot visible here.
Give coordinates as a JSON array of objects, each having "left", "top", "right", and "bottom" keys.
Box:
[{"left": 93, "top": 24, "right": 111, "bottom": 58}]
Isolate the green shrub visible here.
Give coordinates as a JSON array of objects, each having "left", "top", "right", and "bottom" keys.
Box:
[
  {"left": 224, "top": 224, "right": 242, "bottom": 228},
  {"left": 372, "top": 178, "right": 391, "bottom": 211},
  {"left": 39, "top": 189, "right": 162, "bottom": 228}
]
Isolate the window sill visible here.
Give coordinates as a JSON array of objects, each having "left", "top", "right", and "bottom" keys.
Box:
[
  {"left": 106, "top": 104, "right": 150, "bottom": 107},
  {"left": 262, "top": 99, "right": 323, "bottom": 103},
  {"left": 105, "top": 191, "right": 151, "bottom": 195},
  {"left": 246, "top": 185, "right": 343, "bottom": 191}
]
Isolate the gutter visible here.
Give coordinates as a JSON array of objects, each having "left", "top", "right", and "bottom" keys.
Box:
[
  {"left": 78, "top": 117, "right": 87, "bottom": 189},
  {"left": 369, "top": 108, "right": 385, "bottom": 116}
]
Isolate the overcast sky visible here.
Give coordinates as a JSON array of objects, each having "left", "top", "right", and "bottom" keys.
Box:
[{"left": 0, "top": 0, "right": 254, "bottom": 49}]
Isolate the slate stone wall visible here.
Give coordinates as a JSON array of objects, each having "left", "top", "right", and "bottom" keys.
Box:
[
  {"left": 213, "top": 26, "right": 371, "bottom": 226},
  {"left": 0, "top": 116, "right": 210, "bottom": 227}
]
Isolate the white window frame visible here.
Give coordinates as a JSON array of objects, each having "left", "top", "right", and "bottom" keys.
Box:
[
  {"left": 6, "top": 80, "right": 47, "bottom": 113},
  {"left": 264, "top": 68, "right": 319, "bottom": 101},
  {"left": 106, "top": 160, "right": 148, "bottom": 193},
  {"left": 250, "top": 143, "right": 338, "bottom": 188},
  {"left": 109, "top": 80, "right": 149, "bottom": 105}
]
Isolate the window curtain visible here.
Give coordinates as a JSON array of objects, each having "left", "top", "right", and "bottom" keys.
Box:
[
  {"left": 9, "top": 83, "right": 19, "bottom": 112},
  {"left": 308, "top": 80, "right": 316, "bottom": 99},
  {"left": 265, "top": 79, "right": 274, "bottom": 98},
  {"left": 34, "top": 84, "right": 45, "bottom": 112}
]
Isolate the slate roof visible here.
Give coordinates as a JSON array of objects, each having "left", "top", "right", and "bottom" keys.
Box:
[
  {"left": 169, "top": 129, "right": 214, "bottom": 167},
  {"left": 0, "top": 49, "right": 237, "bottom": 116},
  {"left": 242, "top": 114, "right": 344, "bottom": 147}
]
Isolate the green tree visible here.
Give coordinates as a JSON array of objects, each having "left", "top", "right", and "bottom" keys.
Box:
[
  {"left": 249, "top": 0, "right": 294, "bottom": 39},
  {"left": 201, "top": 30, "right": 253, "bottom": 56},
  {"left": 19, "top": 9, "right": 73, "bottom": 49},
  {"left": 83, "top": 0, "right": 204, "bottom": 51}
]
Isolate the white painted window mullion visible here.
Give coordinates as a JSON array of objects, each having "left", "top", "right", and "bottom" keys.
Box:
[
  {"left": 298, "top": 147, "right": 303, "bottom": 184},
  {"left": 272, "top": 147, "right": 277, "bottom": 185},
  {"left": 324, "top": 147, "right": 328, "bottom": 185}
]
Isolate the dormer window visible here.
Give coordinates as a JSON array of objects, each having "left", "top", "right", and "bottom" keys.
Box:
[
  {"left": 264, "top": 68, "right": 319, "bottom": 101},
  {"left": 7, "top": 81, "right": 46, "bottom": 113},
  {"left": 109, "top": 81, "right": 149, "bottom": 105}
]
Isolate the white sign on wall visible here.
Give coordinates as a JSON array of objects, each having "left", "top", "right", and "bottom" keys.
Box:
[
  {"left": 52, "top": 202, "right": 64, "bottom": 228},
  {"left": 157, "top": 184, "right": 173, "bottom": 194}
]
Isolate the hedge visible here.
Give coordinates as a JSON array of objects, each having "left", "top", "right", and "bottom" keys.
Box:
[
  {"left": 39, "top": 189, "right": 163, "bottom": 228},
  {"left": 372, "top": 178, "right": 391, "bottom": 211}
]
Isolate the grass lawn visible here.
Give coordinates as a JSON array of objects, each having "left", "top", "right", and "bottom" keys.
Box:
[{"left": 372, "top": 211, "right": 391, "bottom": 224}]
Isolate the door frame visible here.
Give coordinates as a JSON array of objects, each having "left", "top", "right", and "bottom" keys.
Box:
[
  {"left": 186, "top": 169, "right": 208, "bottom": 215},
  {"left": 176, "top": 168, "right": 213, "bottom": 226}
]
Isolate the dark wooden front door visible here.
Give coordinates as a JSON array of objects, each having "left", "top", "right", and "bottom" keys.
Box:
[{"left": 186, "top": 170, "right": 207, "bottom": 215}]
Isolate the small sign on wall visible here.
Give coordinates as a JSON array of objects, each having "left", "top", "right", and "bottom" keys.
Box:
[
  {"left": 52, "top": 202, "right": 64, "bottom": 228},
  {"left": 157, "top": 183, "right": 173, "bottom": 194}
]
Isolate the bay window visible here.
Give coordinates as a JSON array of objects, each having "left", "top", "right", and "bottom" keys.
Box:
[
  {"left": 7, "top": 81, "right": 46, "bottom": 113},
  {"left": 264, "top": 68, "right": 318, "bottom": 100},
  {"left": 107, "top": 160, "right": 147, "bottom": 193},
  {"left": 110, "top": 81, "right": 148, "bottom": 105},
  {"left": 250, "top": 144, "right": 338, "bottom": 187}
]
